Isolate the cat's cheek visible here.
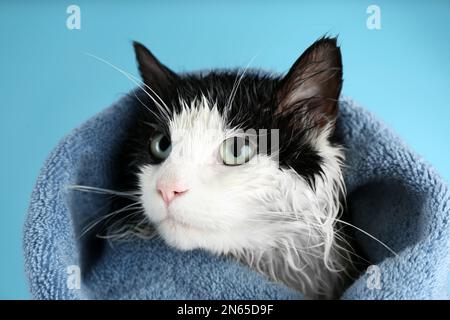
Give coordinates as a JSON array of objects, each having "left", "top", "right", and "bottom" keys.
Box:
[
  {"left": 141, "top": 201, "right": 166, "bottom": 224},
  {"left": 137, "top": 171, "right": 167, "bottom": 223},
  {"left": 140, "top": 193, "right": 166, "bottom": 223}
]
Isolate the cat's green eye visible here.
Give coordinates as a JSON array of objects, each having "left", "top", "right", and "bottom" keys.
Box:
[
  {"left": 149, "top": 133, "right": 172, "bottom": 160},
  {"left": 220, "top": 136, "right": 256, "bottom": 166}
]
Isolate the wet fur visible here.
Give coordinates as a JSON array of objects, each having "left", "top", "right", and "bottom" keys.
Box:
[{"left": 104, "top": 37, "right": 356, "bottom": 298}]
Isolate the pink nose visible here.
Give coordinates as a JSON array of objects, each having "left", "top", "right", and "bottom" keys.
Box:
[{"left": 157, "top": 181, "right": 189, "bottom": 204}]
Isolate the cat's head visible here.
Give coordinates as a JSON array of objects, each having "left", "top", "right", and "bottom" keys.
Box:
[{"left": 131, "top": 38, "right": 344, "bottom": 256}]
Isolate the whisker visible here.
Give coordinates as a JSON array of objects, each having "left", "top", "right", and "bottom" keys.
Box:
[
  {"left": 333, "top": 218, "right": 398, "bottom": 257},
  {"left": 66, "top": 184, "right": 140, "bottom": 200},
  {"left": 131, "top": 89, "right": 168, "bottom": 128},
  {"left": 78, "top": 202, "right": 142, "bottom": 239},
  {"left": 225, "top": 53, "right": 259, "bottom": 117},
  {"left": 263, "top": 210, "right": 398, "bottom": 257},
  {"left": 82, "top": 52, "right": 172, "bottom": 122}
]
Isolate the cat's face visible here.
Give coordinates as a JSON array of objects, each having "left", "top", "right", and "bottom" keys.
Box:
[{"left": 131, "top": 38, "right": 344, "bottom": 255}]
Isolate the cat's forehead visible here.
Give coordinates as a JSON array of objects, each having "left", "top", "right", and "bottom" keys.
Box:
[
  {"left": 167, "top": 96, "right": 237, "bottom": 163},
  {"left": 168, "top": 71, "right": 279, "bottom": 132},
  {"left": 169, "top": 96, "right": 226, "bottom": 138}
]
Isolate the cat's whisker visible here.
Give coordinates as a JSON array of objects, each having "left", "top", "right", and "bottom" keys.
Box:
[
  {"left": 136, "top": 77, "right": 172, "bottom": 117},
  {"left": 133, "top": 79, "right": 172, "bottom": 122},
  {"left": 100, "top": 209, "right": 148, "bottom": 240},
  {"left": 78, "top": 202, "right": 142, "bottom": 239},
  {"left": 225, "top": 53, "right": 259, "bottom": 118},
  {"left": 333, "top": 218, "right": 398, "bottom": 257},
  {"left": 225, "top": 69, "right": 245, "bottom": 115},
  {"left": 66, "top": 185, "right": 141, "bottom": 200},
  {"left": 331, "top": 234, "right": 372, "bottom": 266},
  {"left": 99, "top": 205, "right": 144, "bottom": 232},
  {"left": 262, "top": 210, "right": 398, "bottom": 257},
  {"left": 82, "top": 52, "right": 172, "bottom": 123},
  {"left": 131, "top": 90, "right": 168, "bottom": 128},
  {"left": 244, "top": 216, "right": 369, "bottom": 266},
  {"left": 100, "top": 218, "right": 155, "bottom": 241}
]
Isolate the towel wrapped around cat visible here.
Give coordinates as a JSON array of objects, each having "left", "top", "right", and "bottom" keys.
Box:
[{"left": 23, "top": 93, "right": 450, "bottom": 299}]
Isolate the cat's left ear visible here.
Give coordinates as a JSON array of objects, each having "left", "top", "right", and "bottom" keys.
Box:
[
  {"left": 275, "top": 37, "right": 343, "bottom": 127},
  {"left": 133, "top": 41, "right": 178, "bottom": 98}
]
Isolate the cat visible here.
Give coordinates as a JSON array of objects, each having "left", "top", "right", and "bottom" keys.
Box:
[{"left": 84, "top": 37, "right": 357, "bottom": 299}]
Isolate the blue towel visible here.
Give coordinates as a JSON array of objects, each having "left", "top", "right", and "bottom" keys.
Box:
[{"left": 24, "top": 94, "right": 450, "bottom": 299}]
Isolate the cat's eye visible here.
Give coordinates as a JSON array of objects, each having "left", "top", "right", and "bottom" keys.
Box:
[
  {"left": 220, "top": 136, "right": 256, "bottom": 166},
  {"left": 149, "top": 132, "right": 172, "bottom": 161}
]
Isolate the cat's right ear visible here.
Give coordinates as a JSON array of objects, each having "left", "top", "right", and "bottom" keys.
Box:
[
  {"left": 275, "top": 37, "right": 343, "bottom": 128},
  {"left": 133, "top": 41, "right": 178, "bottom": 97}
]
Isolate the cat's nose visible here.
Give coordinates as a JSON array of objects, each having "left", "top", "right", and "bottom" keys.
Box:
[{"left": 156, "top": 181, "right": 189, "bottom": 204}]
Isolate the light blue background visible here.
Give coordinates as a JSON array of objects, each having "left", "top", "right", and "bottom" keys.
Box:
[{"left": 1, "top": 1, "right": 449, "bottom": 299}]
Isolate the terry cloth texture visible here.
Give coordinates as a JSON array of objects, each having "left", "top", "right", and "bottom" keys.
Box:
[{"left": 24, "top": 94, "right": 450, "bottom": 299}]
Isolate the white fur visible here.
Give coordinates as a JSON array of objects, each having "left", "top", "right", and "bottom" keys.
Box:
[{"left": 138, "top": 96, "right": 350, "bottom": 299}]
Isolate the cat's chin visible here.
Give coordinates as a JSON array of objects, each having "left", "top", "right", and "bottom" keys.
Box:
[
  {"left": 156, "top": 218, "right": 234, "bottom": 253},
  {"left": 156, "top": 218, "right": 211, "bottom": 251},
  {"left": 163, "top": 216, "right": 201, "bottom": 230}
]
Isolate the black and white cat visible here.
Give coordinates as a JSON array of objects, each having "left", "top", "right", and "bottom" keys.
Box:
[{"left": 95, "top": 37, "right": 355, "bottom": 299}]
